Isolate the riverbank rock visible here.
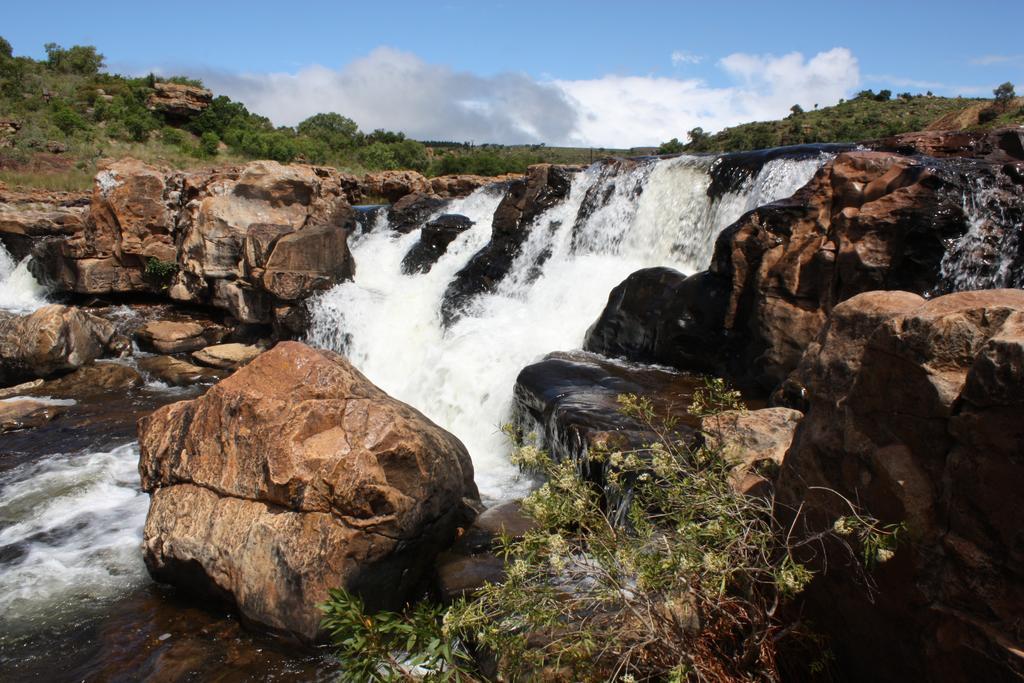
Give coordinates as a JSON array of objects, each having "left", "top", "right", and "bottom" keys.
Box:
[
  {"left": 137, "top": 355, "right": 226, "bottom": 386},
  {"left": 190, "top": 343, "right": 262, "bottom": 369},
  {"left": 774, "top": 289, "right": 1024, "bottom": 681},
  {"left": 30, "top": 158, "right": 358, "bottom": 332},
  {"left": 700, "top": 407, "right": 802, "bottom": 496},
  {"left": 362, "top": 170, "right": 433, "bottom": 203},
  {"left": 138, "top": 341, "right": 479, "bottom": 640},
  {"left": 0, "top": 304, "right": 128, "bottom": 385},
  {"left": 0, "top": 398, "right": 65, "bottom": 432}
]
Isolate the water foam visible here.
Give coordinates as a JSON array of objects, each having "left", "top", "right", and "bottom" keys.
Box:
[
  {"left": 308, "top": 155, "right": 827, "bottom": 502},
  {"left": 0, "top": 243, "right": 48, "bottom": 314},
  {"left": 0, "top": 443, "right": 148, "bottom": 633}
]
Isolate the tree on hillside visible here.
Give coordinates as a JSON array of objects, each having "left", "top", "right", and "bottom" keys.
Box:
[
  {"left": 297, "top": 112, "right": 361, "bottom": 151},
  {"left": 43, "top": 43, "right": 104, "bottom": 75},
  {"left": 0, "top": 36, "right": 12, "bottom": 60},
  {"left": 657, "top": 137, "right": 684, "bottom": 154},
  {"left": 994, "top": 81, "right": 1016, "bottom": 107},
  {"left": 789, "top": 104, "right": 804, "bottom": 116},
  {"left": 875, "top": 90, "right": 892, "bottom": 101}
]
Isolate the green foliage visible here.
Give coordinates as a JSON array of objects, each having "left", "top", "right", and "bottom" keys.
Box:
[
  {"left": 50, "top": 101, "right": 87, "bottom": 135},
  {"left": 297, "top": 112, "right": 361, "bottom": 151},
  {"left": 144, "top": 257, "right": 178, "bottom": 289},
  {"left": 323, "top": 380, "right": 900, "bottom": 681},
  {"left": 656, "top": 137, "right": 685, "bottom": 154},
  {"left": 789, "top": 103, "right": 804, "bottom": 116},
  {"left": 43, "top": 43, "right": 104, "bottom": 75},
  {"left": 320, "top": 588, "right": 473, "bottom": 682},
  {"left": 199, "top": 131, "right": 220, "bottom": 157},
  {"left": 994, "top": 81, "right": 1016, "bottom": 106},
  {"left": 0, "top": 36, "right": 12, "bottom": 59}
]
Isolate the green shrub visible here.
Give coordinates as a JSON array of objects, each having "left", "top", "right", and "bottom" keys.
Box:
[
  {"left": 51, "top": 101, "right": 87, "bottom": 135},
  {"left": 321, "top": 379, "right": 901, "bottom": 681},
  {"left": 43, "top": 43, "right": 104, "bottom": 75},
  {"left": 199, "top": 131, "right": 219, "bottom": 157},
  {"left": 144, "top": 257, "right": 178, "bottom": 288}
]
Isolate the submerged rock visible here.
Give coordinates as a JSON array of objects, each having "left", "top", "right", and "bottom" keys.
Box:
[
  {"left": 138, "top": 341, "right": 479, "bottom": 641},
  {"left": 401, "top": 213, "right": 474, "bottom": 274},
  {"left": 0, "top": 398, "right": 65, "bottom": 433},
  {"left": 137, "top": 355, "right": 226, "bottom": 386},
  {"left": 775, "top": 289, "right": 1024, "bottom": 681}
]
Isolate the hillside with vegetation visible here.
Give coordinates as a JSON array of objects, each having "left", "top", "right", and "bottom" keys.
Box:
[
  {"left": 0, "top": 37, "right": 630, "bottom": 190},
  {"left": 658, "top": 85, "right": 1024, "bottom": 154}
]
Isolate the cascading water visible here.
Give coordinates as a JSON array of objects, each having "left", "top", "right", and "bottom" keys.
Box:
[
  {"left": 939, "top": 177, "right": 1024, "bottom": 291},
  {"left": 0, "top": 242, "right": 48, "bottom": 313},
  {"left": 307, "top": 153, "right": 829, "bottom": 503}
]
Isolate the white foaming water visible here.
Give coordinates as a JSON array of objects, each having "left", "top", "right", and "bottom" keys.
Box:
[
  {"left": 0, "top": 242, "right": 48, "bottom": 313},
  {"left": 0, "top": 443, "right": 148, "bottom": 633},
  {"left": 940, "top": 179, "right": 1022, "bottom": 291},
  {"left": 308, "top": 155, "right": 826, "bottom": 502}
]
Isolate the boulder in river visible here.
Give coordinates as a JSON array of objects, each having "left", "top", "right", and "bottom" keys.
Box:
[
  {"left": 138, "top": 341, "right": 479, "bottom": 641},
  {"left": 0, "top": 304, "right": 128, "bottom": 386}
]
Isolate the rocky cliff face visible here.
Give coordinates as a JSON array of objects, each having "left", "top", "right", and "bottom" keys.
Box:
[
  {"left": 138, "top": 342, "right": 479, "bottom": 641},
  {"left": 775, "top": 289, "right": 1024, "bottom": 681}
]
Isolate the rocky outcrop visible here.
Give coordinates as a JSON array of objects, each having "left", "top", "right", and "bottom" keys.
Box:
[
  {"left": 31, "top": 158, "right": 358, "bottom": 331},
  {"left": 0, "top": 304, "right": 128, "bottom": 385},
  {"left": 443, "top": 164, "right": 578, "bottom": 325},
  {"left": 0, "top": 187, "right": 89, "bottom": 260},
  {"left": 145, "top": 82, "right": 213, "bottom": 120},
  {"left": 774, "top": 289, "right": 1024, "bottom": 681},
  {"left": 138, "top": 342, "right": 479, "bottom": 640},
  {"left": 587, "top": 149, "right": 1024, "bottom": 391},
  {"left": 401, "top": 213, "right": 474, "bottom": 274},
  {"left": 134, "top": 320, "right": 228, "bottom": 354},
  {"left": 386, "top": 192, "right": 449, "bottom": 233},
  {"left": 865, "top": 126, "right": 1024, "bottom": 166},
  {"left": 430, "top": 173, "right": 520, "bottom": 198},
  {"left": 362, "top": 170, "right": 433, "bottom": 203}
]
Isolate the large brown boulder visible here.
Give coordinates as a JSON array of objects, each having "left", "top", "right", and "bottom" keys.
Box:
[
  {"left": 138, "top": 342, "right": 479, "bottom": 641},
  {"left": 362, "top": 170, "right": 432, "bottom": 203},
  {"left": 775, "top": 289, "right": 1024, "bottom": 681},
  {"left": 0, "top": 304, "right": 127, "bottom": 385}
]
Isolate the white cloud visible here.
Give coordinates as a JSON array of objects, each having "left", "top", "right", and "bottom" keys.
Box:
[
  {"left": 201, "top": 47, "right": 580, "bottom": 145},
  {"left": 970, "top": 54, "right": 1024, "bottom": 66},
  {"left": 671, "top": 50, "right": 703, "bottom": 66},
  {"left": 193, "top": 46, "right": 861, "bottom": 148},
  {"left": 558, "top": 48, "right": 860, "bottom": 147}
]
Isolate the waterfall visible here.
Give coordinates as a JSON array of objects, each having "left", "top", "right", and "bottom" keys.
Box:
[
  {"left": 939, "top": 177, "right": 1024, "bottom": 291},
  {"left": 307, "top": 154, "right": 829, "bottom": 503},
  {"left": 0, "top": 242, "right": 48, "bottom": 314}
]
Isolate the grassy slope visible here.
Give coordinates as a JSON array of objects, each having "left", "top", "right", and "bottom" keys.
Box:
[{"left": 684, "top": 94, "right": 1024, "bottom": 153}]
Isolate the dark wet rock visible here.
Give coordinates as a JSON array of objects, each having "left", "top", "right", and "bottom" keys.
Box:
[
  {"left": 443, "top": 165, "right": 577, "bottom": 325},
  {"left": 706, "top": 143, "right": 854, "bottom": 199},
  {"left": 401, "top": 214, "right": 474, "bottom": 274},
  {"left": 139, "top": 342, "right": 479, "bottom": 641},
  {"left": 137, "top": 355, "right": 227, "bottom": 387},
  {"left": 513, "top": 351, "right": 700, "bottom": 497},
  {"left": 435, "top": 500, "right": 535, "bottom": 602},
  {"left": 864, "top": 126, "right": 1024, "bottom": 165},
  {"left": 0, "top": 399, "right": 65, "bottom": 433},
  {"left": 387, "top": 192, "right": 448, "bottom": 233},
  {"left": 775, "top": 289, "right": 1024, "bottom": 682},
  {"left": 584, "top": 268, "right": 731, "bottom": 374}
]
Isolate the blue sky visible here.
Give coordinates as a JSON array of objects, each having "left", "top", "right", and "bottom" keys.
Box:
[{"left": 5, "top": 1, "right": 1023, "bottom": 146}]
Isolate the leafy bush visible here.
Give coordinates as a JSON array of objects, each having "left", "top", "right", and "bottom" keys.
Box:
[
  {"left": 0, "top": 36, "right": 12, "bottom": 59},
  {"left": 297, "top": 112, "right": 361, "bottom": 151},
  {"left": 144, "top": 257, "right": 178, "bottom": 288},
  {"left": 43, "top": 43, "right": 104, "bottom": 75},
  {"left": 51, "top": 101, "right": 87, "bottom": 135},
  {"left": 199, "top": 131, "right": 220, "bottom": 157},
  {"left": 321, "top": 379, "right": 900, "bottom": 681},
  {"left": 657, "top": 137, "right": 685, "bottom": 154}
]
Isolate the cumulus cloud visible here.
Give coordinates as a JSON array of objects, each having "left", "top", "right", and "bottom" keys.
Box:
[
  {"left": 671, "top": 50, "right": 703, "bottom": 66},
  {"left": 193, "top": 46, "right": 861, "bottom": 148},
  {"left": 201, "top": 47, "right": 580, "bottom": 145},
  {"left": 558, "top": 48, "right": 860, "bottom": 147}
]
